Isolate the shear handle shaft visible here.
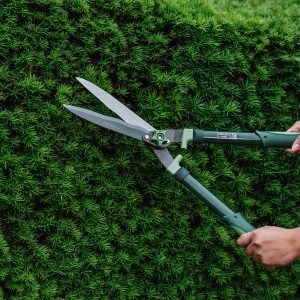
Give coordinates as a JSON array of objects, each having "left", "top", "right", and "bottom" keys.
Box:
[
  {"left": 193, "top": 130, "right": 299, "bottom": 148},
  {"left": 174, "top": 167, "right": 255, "bottom": 234}
]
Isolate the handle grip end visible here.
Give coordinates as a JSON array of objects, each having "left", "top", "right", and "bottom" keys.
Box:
[{"left": 223, "top": 212, "right": 255, "bottom": 235}]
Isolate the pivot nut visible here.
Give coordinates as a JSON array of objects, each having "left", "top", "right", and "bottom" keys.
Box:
[{"left": 151, "top": 130, "right": 169, "bottom": 147}]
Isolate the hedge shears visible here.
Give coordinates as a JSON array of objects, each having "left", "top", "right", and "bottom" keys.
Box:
[{"left": 64, "top": 78, "right": 299, "bottom": 235}]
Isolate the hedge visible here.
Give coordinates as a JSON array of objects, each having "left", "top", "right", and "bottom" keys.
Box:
[{"left": 0, "top": 0, "right": 299, "bottom": 299}]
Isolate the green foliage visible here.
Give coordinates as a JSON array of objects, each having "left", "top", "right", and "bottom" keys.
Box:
[{"left": 0, "top": 0, "right": 299, "bottom": 298}]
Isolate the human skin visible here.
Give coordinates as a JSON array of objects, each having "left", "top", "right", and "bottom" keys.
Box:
[
  {"left": 237, "top": 226, "right": 300, "bottom": 268},
  {"left": 285, "top": 120, "right": 300, "bottom": 154},
  {"left": 237, "top": 121, "right": 300, "bottom": 267}
]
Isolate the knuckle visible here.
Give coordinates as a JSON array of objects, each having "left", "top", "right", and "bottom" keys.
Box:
[
  {"left": 251, "top": 231, "right": 257, "bottom": 238},
  {"left": 253, "top": 241, "right": 261, "bottom": 247}
]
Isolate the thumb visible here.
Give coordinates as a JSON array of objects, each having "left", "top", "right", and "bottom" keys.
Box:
[
  {"left": 292, "top": 136, "right": 300, "bottom": 153},
  {"left": 237, "top": 232, "right": 253, "bottom": 247}
]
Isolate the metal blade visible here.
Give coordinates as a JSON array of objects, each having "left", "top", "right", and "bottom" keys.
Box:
[
  {"left": 151, "top": 147, "right": 174, "bottom": 168},
  {"left": 76, "top": 77, "right": 155, "bottom": 131},
  {"left": 165, "top": 129, "right": 183, "bottom": 143},
  {"left": 64, "top": 105, "right": 149, "bottom": 141}
]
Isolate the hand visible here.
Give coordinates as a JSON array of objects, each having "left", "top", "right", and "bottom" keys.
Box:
[
  {"left": 237, "top": 226, "right": 300, "bottom": 268},
  {"left": 285, "top": 121, "right": 300, "bottom": 154}
]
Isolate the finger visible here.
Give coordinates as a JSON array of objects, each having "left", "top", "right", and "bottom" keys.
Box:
[
  {"left": 291, "top": 137, "right": 300, "bottom": 153},
  {"left": 285, "top": 122, "right": 300, "bottom": 153},
  {"left": 287, "top": 121, "right": 300, "bottom": 132},
  {"left": 285, "top": 135, "right": 300, "bottom": 154},
  {"left": 252, "top": 253, "right": 262, "bottom": 263},
  {"left": 245, "top": 243, "right": 255, "bottom": 257},
  {"left": 253, "top": 255, "right": 277, "bottom": 268},
  {"left": 237, "top": 232, "right": 253, "bottom": 247},
  {"left": 284, "top": 148, "right": 294, "bottom": 154}
]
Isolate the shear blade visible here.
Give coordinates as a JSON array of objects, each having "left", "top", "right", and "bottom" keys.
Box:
[
  {"left": 64, "top": 105, "right": 150, "bottom": 141},
  {"left": 76, "top": 77, "right": 155, "bottom": 131}
]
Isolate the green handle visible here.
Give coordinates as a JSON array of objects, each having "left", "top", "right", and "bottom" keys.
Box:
[
  {"left": 193, "top": 130, "right": 261, "bottom": 146},
  {"left": 223, "top": 213, "right": 255, "bottom": 234},
  {"left": 173, "top": 166, "right": 255, "bottom": 234},
  {"left": 255, "top": 131, "right": 299, "bottom": 148},
  {"left": 187, "top": 130, "right": 299, "bottom": 149}
]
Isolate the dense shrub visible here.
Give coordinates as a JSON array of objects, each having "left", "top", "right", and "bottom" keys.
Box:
[{"left": 0, "top": 0, "right": 299, "bottom": 298}]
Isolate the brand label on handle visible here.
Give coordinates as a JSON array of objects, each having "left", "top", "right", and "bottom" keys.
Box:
[{"left": 217, "top": 132, "right": 237, "bottom": 139}]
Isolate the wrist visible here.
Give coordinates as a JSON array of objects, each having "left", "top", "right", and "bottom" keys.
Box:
[{"left": 290, "top": 227, "right": 300, "bottom": 258}]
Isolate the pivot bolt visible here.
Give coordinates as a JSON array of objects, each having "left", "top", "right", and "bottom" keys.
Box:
[
  {"left": 157, "top": 133, "right": 165, "bottom": 141},
  {"left": 150, "top": 130, "right": 168, "bottom": 147}
]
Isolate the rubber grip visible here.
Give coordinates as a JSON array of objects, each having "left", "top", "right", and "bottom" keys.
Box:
[
  {"left": 192, "top": 130, "right": 299, "bottom": 148},
  {"left": 223, "top": 213, "right": 256, "bottom": 234},
  {"left": 255, "top": 131, "right": 299, "bottom": 148},
  {"left": 174, "top": 167, "right": 256, "bottom": 234}
]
